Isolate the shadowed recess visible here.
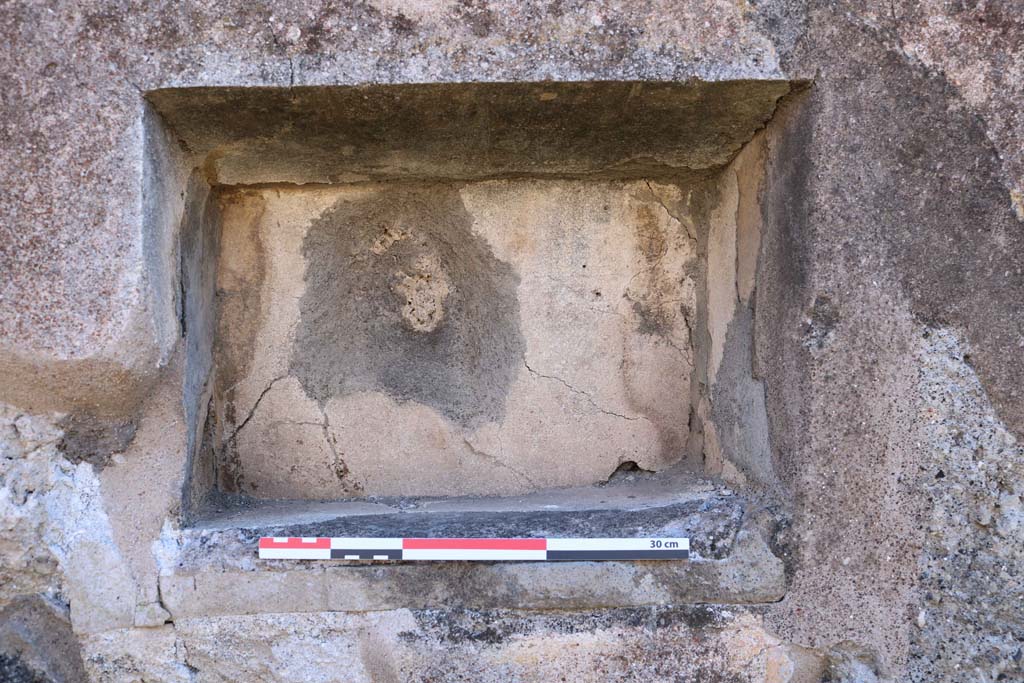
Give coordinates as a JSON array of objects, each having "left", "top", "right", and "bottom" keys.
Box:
[{"left": 146, "top": 80, "right": 792, "bottom": 185}]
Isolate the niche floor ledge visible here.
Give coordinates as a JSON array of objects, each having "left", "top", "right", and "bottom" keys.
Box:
[{"left": 161, "top": 478, "right": 786, "bottom": 617}]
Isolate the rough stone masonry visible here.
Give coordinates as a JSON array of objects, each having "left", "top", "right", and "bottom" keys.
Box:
[{"left": 1, "top": 1, "right": 1022, "bottom": 682}]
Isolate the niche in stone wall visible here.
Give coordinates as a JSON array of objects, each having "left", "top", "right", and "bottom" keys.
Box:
[{"left": 146, "top": 81, "right": 792, "bottom": 519}]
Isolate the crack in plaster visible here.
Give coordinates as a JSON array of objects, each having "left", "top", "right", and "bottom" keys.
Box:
[
  {"left": 460, "top": 436, "right": 538, "bottom": 488},
  {"left": 320, "top": 407, "right": 356, "bottom": 490},
  {"left": 644, "top": 179, "right": 690, "bottom": 236},
  {"left": 522, "top": 360, "right": 641, "bottom": 422},
  {"left": 224, "top": 376, "right": 287, "bottom": 443}
]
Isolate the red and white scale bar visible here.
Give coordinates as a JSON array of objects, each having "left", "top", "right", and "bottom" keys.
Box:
[{"left": 258, "top": 537, "right": 689, "bottom": 561}]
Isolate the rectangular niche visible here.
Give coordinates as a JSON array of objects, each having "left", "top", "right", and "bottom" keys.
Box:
[{"left": 146, "top": 81, "right": 793, "bottom": 516}]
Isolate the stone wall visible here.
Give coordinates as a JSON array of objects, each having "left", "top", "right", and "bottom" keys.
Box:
[{"left": 1, "top": 1, "right": 1021, "bottom": 682}]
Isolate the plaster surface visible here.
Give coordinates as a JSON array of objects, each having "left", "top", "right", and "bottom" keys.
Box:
[{"left": 213, "top": 180, "right": 698, "bottom": 498}]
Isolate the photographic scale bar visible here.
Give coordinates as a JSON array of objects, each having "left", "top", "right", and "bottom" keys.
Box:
[{"left": 258, "top": 537, "right": 689, "bottom": 561}]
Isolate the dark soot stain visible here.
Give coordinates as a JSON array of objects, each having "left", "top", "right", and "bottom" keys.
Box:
[{"left": 291, "top": 185, "right": 524, "bottom": 430}]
